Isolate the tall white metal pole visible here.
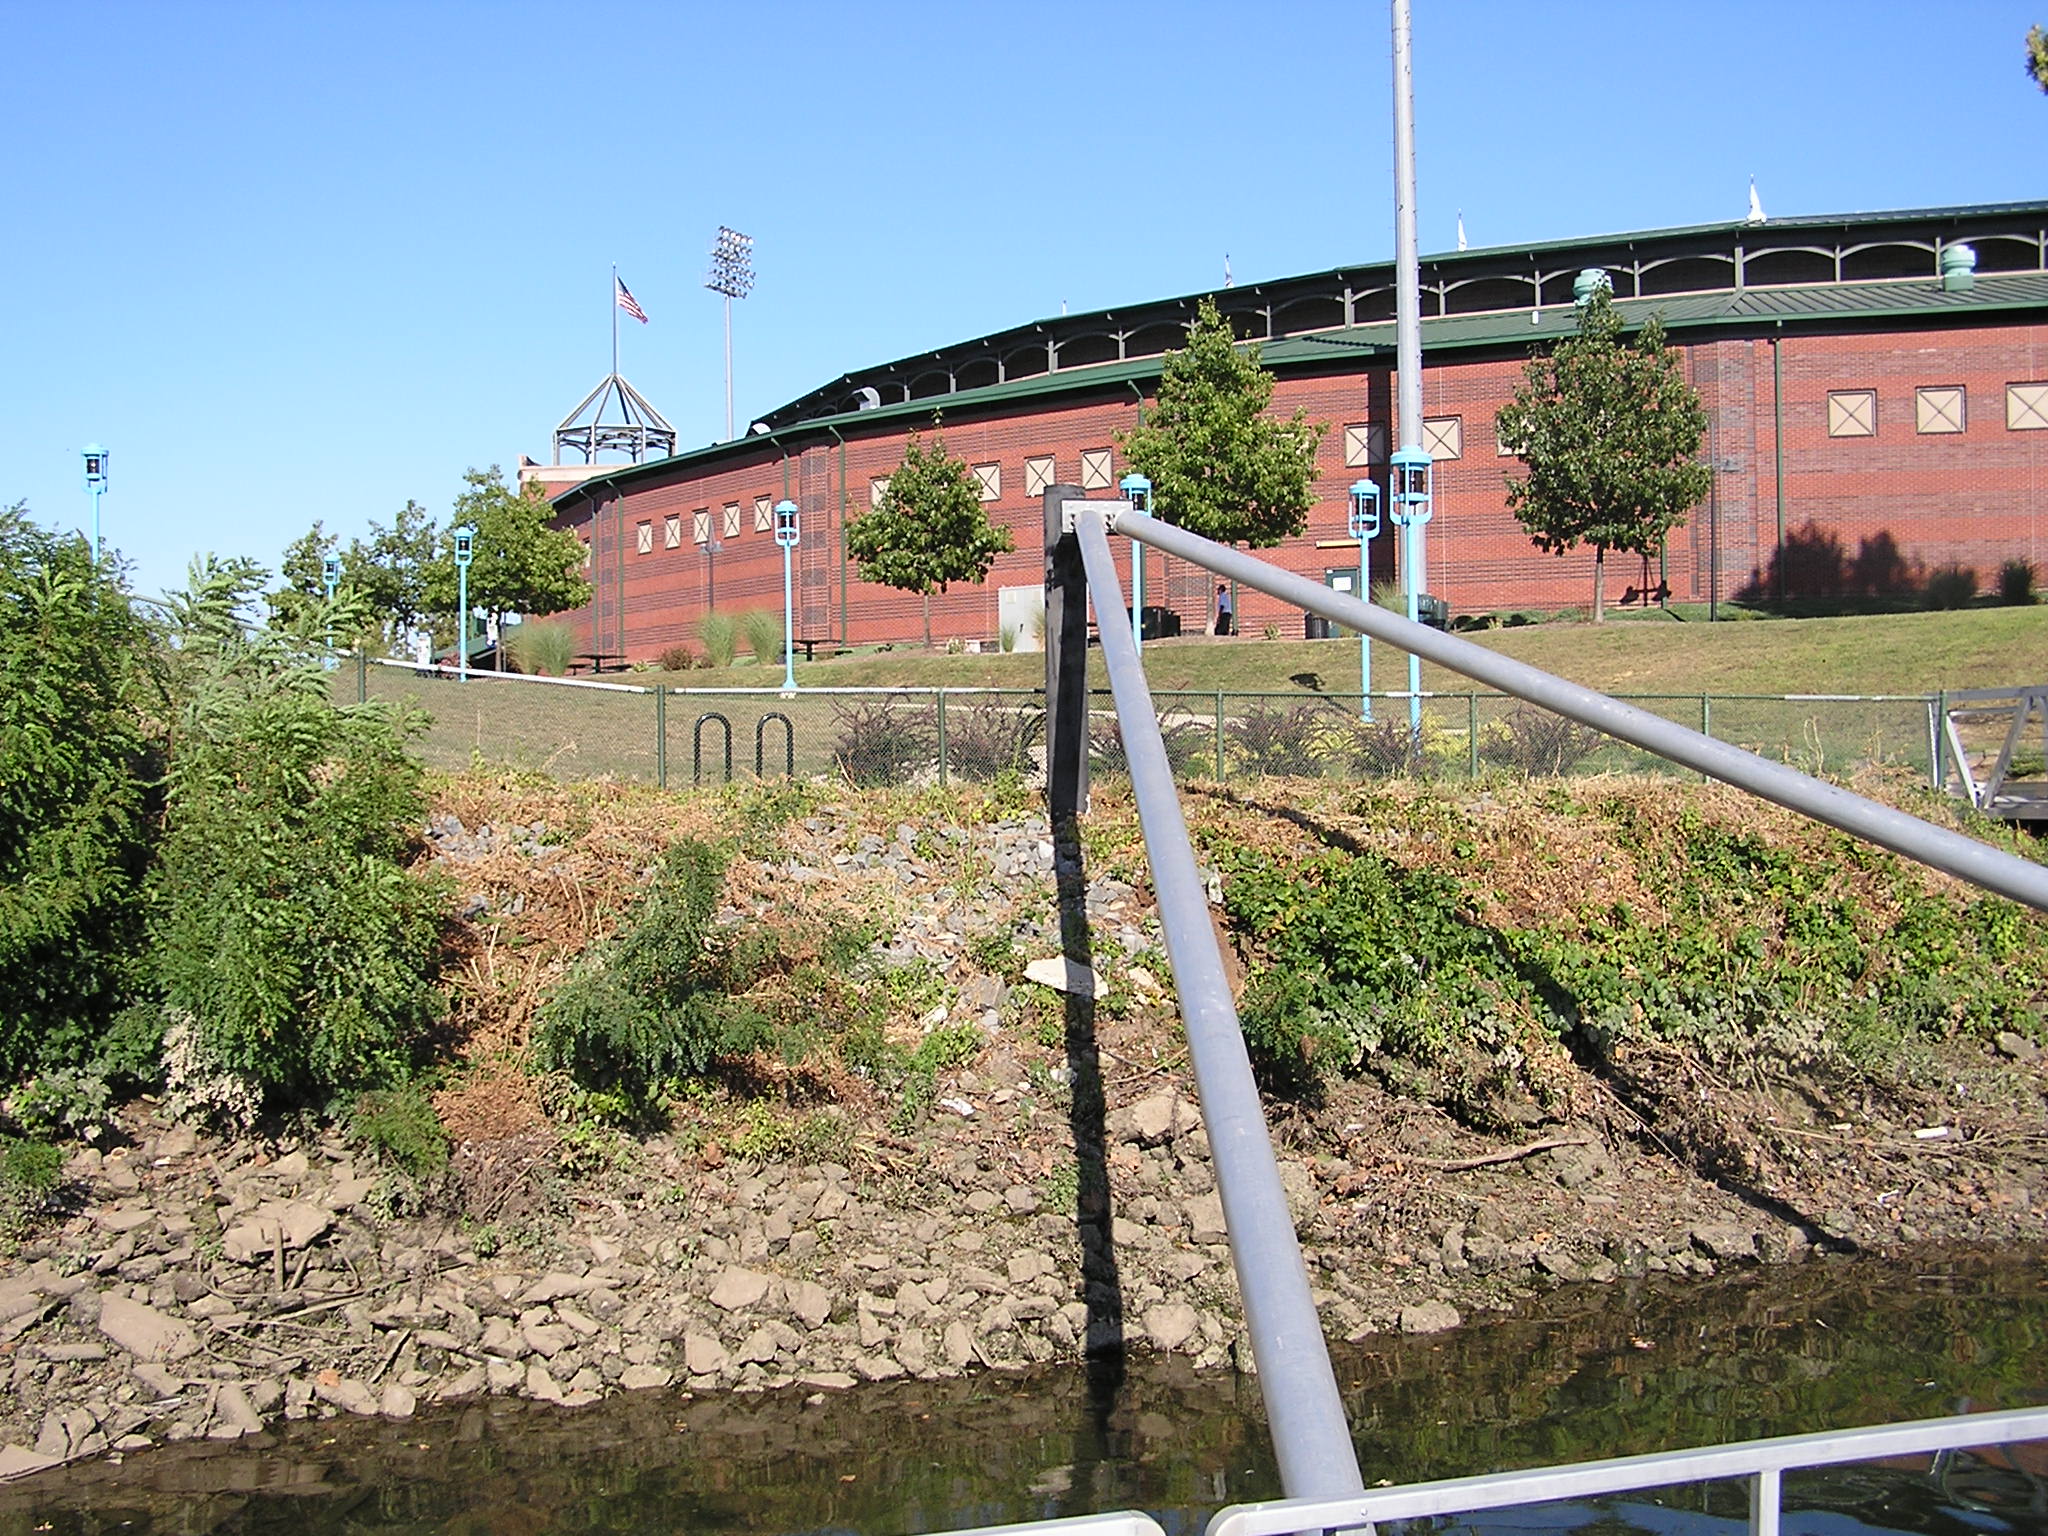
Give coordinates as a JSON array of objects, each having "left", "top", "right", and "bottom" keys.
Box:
[
  {"left": 1392, "top": 0, "right": 1425, "bottom": 591},
  {"left": 724, "top": 294, "right": 734, "bottom": 441}
]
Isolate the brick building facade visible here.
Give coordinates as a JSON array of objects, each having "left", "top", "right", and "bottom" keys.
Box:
[{"left": 543, "top": 202, "right": 2048, "bottom": 658}]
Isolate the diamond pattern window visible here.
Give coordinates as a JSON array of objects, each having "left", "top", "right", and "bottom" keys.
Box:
[
  {"left": 723, "top": 503, "right": 742, "bottom": 537},
  {"left": 1343, "top": 423, "right": 1387, "bottom": 467},
  {"left": 636, "top": 521, "right": 654, "bottom": 555},
  {"left": 2006, "top": 383, "right": 2048, "bottom": 430},
  {"left": 1024, "top": 455, "right": 1055, "bottom": 498},
  {"left": 1828, "top": 390, "right": 1877, "bottom": 437},
  {"left": 870, "top": 476, "right": 891, "bottom": 507},
  {"left": 973, "top": 463, "right": 1001, "bottom": 502},
  {"left": 1916, "top": 387, "right": 1965, "bottom": 434},
  {"left": 663, "top": 514, "right": 681, "bottom": 549},
  {"left": 692, "top": 510, "right": 711, "bottom": 544},
  {"left": 1080, "top": 448, "right": 1114, "bottom": 490},
  {"left": 754, "top": 496, "right": 773, "bottom": 532},
  {"left": 1422, "top": 416, "right": 1463, "bottom": 460}
]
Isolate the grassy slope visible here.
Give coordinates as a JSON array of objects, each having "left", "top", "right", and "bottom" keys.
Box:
[{"left": 670, "top": 605, "right": 2043, "bottom": 698}]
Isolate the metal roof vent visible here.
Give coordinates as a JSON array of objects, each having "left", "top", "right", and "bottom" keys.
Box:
[
  {"left": 1573, "top": 268, "right": 1613, "bottom": 307},
  {"left": 1940, "top": 243, "right": 1977, "bottom": 293}
]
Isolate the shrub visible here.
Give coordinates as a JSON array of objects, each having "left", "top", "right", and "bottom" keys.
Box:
[
  {"left": 147, "top": 560, "right": 445, "bottom": 1115},
  {"left": 505, "top": 618, "right": 578, "bottom": 676},
  {"left": 1090, "top": 713, "right": 1210, "bottom": 779},
  {"left": 534, "top": 839, "right": 792, "bottom": 1112},
  {"left": 947, "top": 698, "right": 1043, "bottom": 782},
  {"left": 658, "top": 643, "right": 699, "bottom": 672},
  {"left": 1227, "top": 702, "right": 1333, "bottom": 777},
  {"left": 1924, "top": 563, "right": 1978, "bottom": 610},
  {"left": 739, "top": 608, "right": 782, "bottom": 664},
  {"left": 1998, "top": 559, "right": 2038, "bottom": 606},
  {"left": 0, "top": 502, "right": 156, "bottom": 1077},
  {"left": 831, "top": 697, "right": 936, "bottom": 787},
  {"left": 698, "top": 611, "right": 738, "bottom": 669},
  {"left": 1479, "top": 706, "right": 1606, "bottom": 776},
  {"left": 351, "top": 1082, "right": 450, "bottom": 1179},
  {"left": 0, "top": 1138, "right": 62, "bottom": 1247}
]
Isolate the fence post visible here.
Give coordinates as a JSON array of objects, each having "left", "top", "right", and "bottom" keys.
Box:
[
  {"left": 655, "top": 685, "right": 668, "bottom": 790},
  {"left": 936, "top": 688, "right": 949, "bottom": 787},
  {"left": 356, "top": 650, "right": 367, "bottom": 704},
  {"left": 1044, "top": 485, "right": 1089, "bottom": 817},
  {"left": 1215, "top": 691, "right": 1226, "bottom": 781},
  {"left": 1467, "top": 692, "right": 1479, "bottom": 778},
  {"left": 1932, "top": 690, "right": 1948, "bottom": 790}
]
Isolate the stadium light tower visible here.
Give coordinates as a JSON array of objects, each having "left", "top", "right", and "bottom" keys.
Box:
[{"left": 705, "top": 227, "right": 755, "bottom": 441}]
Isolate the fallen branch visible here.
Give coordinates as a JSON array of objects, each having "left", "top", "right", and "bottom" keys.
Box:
[{"left": 1397, "top": 1133, "right": 1594, "bottom": 1172}]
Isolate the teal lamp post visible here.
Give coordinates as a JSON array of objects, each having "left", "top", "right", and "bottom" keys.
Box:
[
  {"left": 1389, "top": 447, "right": 1434, "bottom": 732},
  {"left": 774, "top": 498, "right": 800, "bottom": 691},
  {"left": 1119, "top": 472, "right": 1152, "bottom": 654},
  {"left": 322, "top": 554, "right": 341, "bottom": 670},
  {"left": 1348, "top": 479, "right": 1381, "bottom": 720},
  {"left": 453, "top": 524, "right": 476, "bottom": 684},
  {"left": 81, "top": 445, "right": 108, "bottom": 565}
]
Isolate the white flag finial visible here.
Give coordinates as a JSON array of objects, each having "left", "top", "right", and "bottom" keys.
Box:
[
  {"left": 1456, "top": 211, "right": 1468, "bottom": 252},
  {"left": 1746, "top": 177, "right": 1766, "bottom": 225}
]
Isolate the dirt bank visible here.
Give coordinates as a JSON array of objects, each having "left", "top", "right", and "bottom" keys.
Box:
[{"left": 3, "top": 772, "right": 2044, "bottom": 1475}]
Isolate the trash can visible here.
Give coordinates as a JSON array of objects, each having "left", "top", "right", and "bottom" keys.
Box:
[
  {"left": 1305, "top": 614, "right": 1334, "bottom": 640},
  {"left": 1141, "top": 605, "right": 1182, "bottom": 641}
]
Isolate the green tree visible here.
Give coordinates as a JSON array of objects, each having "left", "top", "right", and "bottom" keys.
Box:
[
  {"left": 344, "top": 499, "right": 439, "bottom": 653},
  {"left": 1494, "top": 289, "right": 1711, "bottom": 622},
  {"left": 423, "top": 468, "right": 590, "bottom": 667},
  {"left": 1116, "top": 296, "right": 1327, "bottom": 547},
  {"left": 2029, "top": 24, "right": 2048, "bottom": 91},
  {"left": 0, "top": 503, "right": 156, "bottom": 1074},
  {"left": 267, "top": 522, "right": 338, "bottom": 632},
  {"left": 845, "top": 427, "right": 1015, "bottom": 647}
]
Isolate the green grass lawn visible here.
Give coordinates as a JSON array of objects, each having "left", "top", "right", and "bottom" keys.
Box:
[{"left": 666, "top": 602, "right": 2044, "bottom": 699}]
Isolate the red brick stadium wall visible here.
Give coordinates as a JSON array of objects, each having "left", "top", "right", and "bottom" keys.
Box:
[{"left": 555, "top": 318, "right": 2048, "bottom": 659}]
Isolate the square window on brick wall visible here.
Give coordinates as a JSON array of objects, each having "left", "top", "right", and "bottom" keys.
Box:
[
  {"left": 1080, "top": 449, "right": 1114, "bottom": 490},
  {"left": 1916, "top": 387, "right": 1965, "bottom": 434},
  {"left": 1828, "top": 390, "right": 1877, "bottom": 437},
  {"left": 692, "top": 510, "right": 710, "bottom": 544},
  {"left": 974, "top": 463, "right": 1001, "bottom": 501},
  {"left": 1342, "top": 423, "right": 1387, "bottom": 467},
  {"left": 723, "top": 503, "right": 741, "bottom": 537},
  {"left": 1422, "top": 416, "right": 1463, "bottom": 460},
  {"left": 2007, "top": 382, "right": 2048, "bottom": 430},
  {"left": 663, "top": 514, "right": 681, "bottom": 549},
  {"left": 1024, "top": 455, "right": 1054, "bottom": 497},
  {"left": 754, "top": 496, "right": 773, "bottom": 532},
  {"left": 870, "top": 476, "right": 891, "bottom": 506},
  {"left": 636, "top": 521, "right": 654, "bottom": 555}
]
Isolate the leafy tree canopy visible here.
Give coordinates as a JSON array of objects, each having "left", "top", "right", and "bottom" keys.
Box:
[
  {"left": 845, "top": 427, "right": 1015, "bottom": 646},
  {"left": 1117, "top": 296, "right": 1327, "bottom": 547},
  {"left": 345, "top": 499, "right": 439, "bottom": 652},
  {"left": 2029, "top": 23, "right": 2048, "bottom": 92},
  {"left": 267, "top": 522, "right": 339, "bottom": 633},
  {"left": 1494, "top": 289, "right": 1712, "bottom": 621},
  {"left": 423, "top": 468, "right": 590, "bottom": 655}
]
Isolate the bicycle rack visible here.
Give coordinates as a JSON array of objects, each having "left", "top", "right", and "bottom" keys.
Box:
[
  {"left": 693, "top": 713, "right": 733, "bottom": 785},
  {"left": 756, "top": 711, "right": 794, "bottom": 779}
]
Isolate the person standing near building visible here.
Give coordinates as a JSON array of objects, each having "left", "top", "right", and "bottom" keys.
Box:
[{"left": 1214, "top": 582, "right": 1234, "bottom": 637}]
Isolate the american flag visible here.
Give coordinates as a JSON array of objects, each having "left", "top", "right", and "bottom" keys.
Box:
[{"left": 616, "top": 277, "right": 648, "bottom": 324}]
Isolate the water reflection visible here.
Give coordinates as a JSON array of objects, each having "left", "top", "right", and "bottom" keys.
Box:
[{"left": 3, "top": 1250, "right": 2042, "bottom": 1536}]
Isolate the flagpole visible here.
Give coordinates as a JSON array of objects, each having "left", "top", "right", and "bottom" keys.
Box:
[{"left": 612, "top": 264, "right": 619, "bottom": 378}]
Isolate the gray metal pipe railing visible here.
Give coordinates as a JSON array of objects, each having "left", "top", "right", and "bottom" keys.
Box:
[
  {"left": 1111, "top": 511, "right": 2048, "bottom": 914},
  {"left": 1072, "top": 512, "right": 1366, "bottom": 1505},
  {"left": 1204, "top": 1405, "right": 2048, "bottom": 1536}
]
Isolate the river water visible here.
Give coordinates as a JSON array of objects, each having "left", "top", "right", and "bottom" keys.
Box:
[{"left": 4, "top": 1248, "right": 2043, "bottom": 1536}]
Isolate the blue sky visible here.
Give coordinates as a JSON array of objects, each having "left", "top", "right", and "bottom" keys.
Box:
[{"left": 4, "top": 0, "right": 2042, "bottom": 601}]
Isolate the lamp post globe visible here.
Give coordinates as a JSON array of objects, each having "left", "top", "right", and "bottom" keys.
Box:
[
  {"left": 81, "top": 445, "right": 109, "bottom": 565},
  {"left": 1119, "top": 472, "right": 1153, "bottom": 652},
  {"left": 1348, "top": 479, "right": 1381, "bottom": 719}
]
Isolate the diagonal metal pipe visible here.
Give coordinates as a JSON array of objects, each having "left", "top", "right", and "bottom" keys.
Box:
[
  {"left": 1108, "top": 509, "right": 2048, "bottom": 914},
  {"left": 1072, "top": 511, "right": 1366, "bottom": 1504}
]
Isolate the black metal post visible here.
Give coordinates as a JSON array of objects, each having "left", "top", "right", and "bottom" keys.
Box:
[{"left": 1045, "top": 484, "right": 1089, "bottom": 818}]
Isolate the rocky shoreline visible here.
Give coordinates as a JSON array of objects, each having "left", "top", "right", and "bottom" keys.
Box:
[{"left": 6, "top": 775, "right": 2044, "bottom": 1480}]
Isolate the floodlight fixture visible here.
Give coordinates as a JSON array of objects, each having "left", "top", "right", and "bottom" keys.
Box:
[{"left": 706, "top": 226, "right": 755, "bottom": 442}]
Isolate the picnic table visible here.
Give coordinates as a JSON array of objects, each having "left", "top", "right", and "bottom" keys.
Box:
[{"left": 576, "top": 651, "right": 627, "bottom": 674}]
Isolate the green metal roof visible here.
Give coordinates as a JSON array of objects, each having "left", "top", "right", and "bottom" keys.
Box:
[{"left": 552, "top": 268, "right": 2048, "bottom": 512}]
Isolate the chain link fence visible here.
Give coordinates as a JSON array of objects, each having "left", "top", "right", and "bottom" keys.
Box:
[{"left": 338, "top": 657, "right": 1939, "bottom": 792}]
